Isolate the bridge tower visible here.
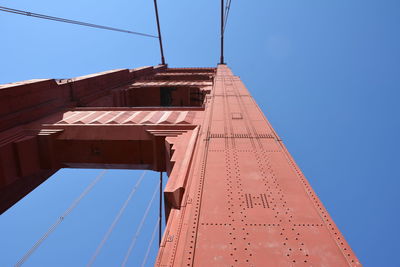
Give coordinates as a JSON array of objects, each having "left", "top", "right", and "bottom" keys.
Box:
[{"left": 0, "top": 64, "right": 360, "bottom": 266}]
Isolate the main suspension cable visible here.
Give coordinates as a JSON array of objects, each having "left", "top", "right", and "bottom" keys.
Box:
[
  {"left": 152, "top": 0, "right": 166, "bottom": 64},
  {"left": 121, "top": 182, "right": 159, "bottom": 267},
  {"left": 87, "top": 171, "right": 147, "bottom": 267},
  {"left": 0, "top": 6, "right": 158, "bottom": 38},
  {"left": 141, "top": 218, "right": 160, "bottom": 267},
  {"left": 15, "top": 170, "right": 107, "bottom": 267},
  {"left": 220, "top": 0, "right": 225, "bottom": 64}
]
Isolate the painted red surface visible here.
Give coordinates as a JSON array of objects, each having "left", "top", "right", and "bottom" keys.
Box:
[{"left": 0, "top": 64, "right": 360, "bottom": 266}]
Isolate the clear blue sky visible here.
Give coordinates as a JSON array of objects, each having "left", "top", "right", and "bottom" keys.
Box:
[{"left": 1, "top": 0, "right": 399, "bottom": 266}]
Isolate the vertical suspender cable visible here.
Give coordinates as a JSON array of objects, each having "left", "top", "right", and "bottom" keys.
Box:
[
  {"left": 141, "top": 218, "right": 160, "bottom": 267},
  {"left": 15, "top": 170, "right": 107, "bottom": 267},
  {"left": 121, "top": 183, "right": 159, "bottom": 267},
  {"left": 153, "top": 0, "right": 166, "bottom": 65},
  {"left": 220, "top": 0, "right": 225, "bottom": 64},
  {"left": 159, "top": 172, "right": 162, "bottom": 247},
  {"left": 87, "top": 171, "right": 147, "bottom": 267}
]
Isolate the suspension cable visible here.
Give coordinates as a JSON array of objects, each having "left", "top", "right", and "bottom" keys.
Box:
[
  {"left": 220, "top": 0, "right": 225, "bottom": 64},
  {"left": 0, "top": 6, "right": 158, "bottom": 38},
  {"left": 152, "top": 0, "right": 166, "bottom": 64},
  {"left": 141, "top": 218, "right": 160, "bottom": 267},
  {"left": 87, "top": 171, "right": 147, "bottom": 267},
  {"left": 15, "top": 170, "right": 107, "bottom": 267},
  {"left": 121, "top": 182, "right": 159, "bottom": 267},
  {"left": 220, "top": 0, "right": 233, "bottom": 64},
  {"left": 223, "top": 0, "right": 232, "bottom": 34},
  {"left": 159, "top": 172, "right": 163, "bottom": 247}
]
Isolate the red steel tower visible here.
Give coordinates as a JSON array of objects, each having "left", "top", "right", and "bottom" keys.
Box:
[{"left": 0, "top": 64, "right": 360, "bottom": 266}]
